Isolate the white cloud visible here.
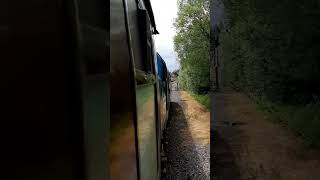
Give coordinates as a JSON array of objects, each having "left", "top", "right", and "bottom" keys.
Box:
[{"left": 151, "top": 0, "right": 180, "bottom": 72}]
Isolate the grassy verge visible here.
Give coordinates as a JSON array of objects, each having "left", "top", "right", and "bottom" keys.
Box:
[
  {"left": 190, "top": 93, "right": 210, "bottom": 110},
  {"left": 256, "top": 100, "right": 320, "bottom": 148}
]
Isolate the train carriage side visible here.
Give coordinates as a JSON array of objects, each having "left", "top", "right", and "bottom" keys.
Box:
[
  {"left": 166, "top": 65, "right": 171, "bottom": 122},
  {"left": 111, "top": 0, "right": 163, "bottom": 180},
  {"left": 156, "top": 53, "right": 171, "bottom": 135},
  {"left": 6, "top": 0, "right": 166, "bottom": 179}
]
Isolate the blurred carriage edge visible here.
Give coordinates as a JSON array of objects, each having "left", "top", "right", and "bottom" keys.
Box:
[
  {"left": 4, "top": 0, "right": 109, "bottom": 179},
  {"left": 111, "top": 0, "right": 171, "bottom": 180}
]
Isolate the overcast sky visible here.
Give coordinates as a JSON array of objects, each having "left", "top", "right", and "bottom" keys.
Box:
[{"left": 150, "top": 0, "right": 179, "bottom": 72}]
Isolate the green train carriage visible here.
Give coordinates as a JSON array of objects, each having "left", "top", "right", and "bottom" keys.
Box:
[{"left": 111, "top": 0, "right": 171, "bottom": 179}]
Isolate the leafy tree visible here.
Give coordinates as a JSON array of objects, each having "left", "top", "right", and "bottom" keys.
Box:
[{"left": 174, "top": 0, "right": 210, "bottom": 94}]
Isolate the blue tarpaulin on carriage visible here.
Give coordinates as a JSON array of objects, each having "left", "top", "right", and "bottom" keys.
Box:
[{"left": 156, "top": 53, "right": 165, "bottom": 81}]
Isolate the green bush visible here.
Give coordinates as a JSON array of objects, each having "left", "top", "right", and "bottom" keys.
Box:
[
  {"left": 257, "top": 101, "right": 320, "bottom": 148},
  {"left": 221, "top": 0, "right": 320, "bottom": 104},
  {"left": 190, "top": 93, "right": 210, "bottom": 110}
]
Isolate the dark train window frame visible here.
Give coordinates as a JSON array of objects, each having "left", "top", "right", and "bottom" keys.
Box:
[{"left": 136, "top": 4, "right": 153, "bottom": 74}]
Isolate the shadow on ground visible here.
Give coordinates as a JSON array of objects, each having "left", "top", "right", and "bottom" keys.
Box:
[
  {"left": 211, "top": 130, "right": 241, "bottom": 180},
  {"left": 162, "top": 102, "right": 208, "bottom": 180},
  {"left": 211, "top": 91, "right": 242, "bottom": 180}
]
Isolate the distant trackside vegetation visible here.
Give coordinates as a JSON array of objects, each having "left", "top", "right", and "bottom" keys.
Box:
[
  {"left": 174, "top": 0, "right": 210, "bottom": 107},
  {"left": 220, "top": 0, "right": 320, "bottom": 148}
]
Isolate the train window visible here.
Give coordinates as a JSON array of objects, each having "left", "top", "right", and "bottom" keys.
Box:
[
  {"left": 136, "top": 6, "right": 153, "bottom": 73},
  {"left": 77, "top": 0, "right": 109, "bottom": 179}
]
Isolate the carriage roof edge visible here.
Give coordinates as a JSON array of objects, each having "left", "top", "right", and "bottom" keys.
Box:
[{"left": 143, "top": 0, "right": 159, "bottom": 34}]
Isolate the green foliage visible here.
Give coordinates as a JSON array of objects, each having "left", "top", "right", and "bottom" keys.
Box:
[
  {"left": 220, "top": 0, "right": 320, "bottom": 148},
  {"left": 190, "top": 93, "right": 210, "bottom": 110},
  {"left": 174, "top": 0, "right": 210, "bottom": 94},
  {"left": 221, "top": 0, "right": 320, "bottom": 104},
  {"left": 257, "top": 100, "right": 320, "bottom": 148}
]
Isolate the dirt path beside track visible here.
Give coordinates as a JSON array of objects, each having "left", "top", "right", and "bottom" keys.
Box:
[{"left": 212, "top": 90, "right": 320, "bottom": 180}]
